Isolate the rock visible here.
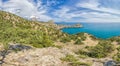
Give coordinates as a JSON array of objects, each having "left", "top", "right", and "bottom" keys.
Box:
[
  {"left": 0, "top": 44, "right": 4, "bottom": 51},
  {"left": 2, "top": 47, "right": 74, "bottom": 66},
  {"left": 9, "top": 44, "right": 32, "bottom": 51},
  {"left": 93, "top": 62, "right": 103, "bottom": 66},
  {"left": 104, "top": 60, "right": 116, "bottom": 66}
]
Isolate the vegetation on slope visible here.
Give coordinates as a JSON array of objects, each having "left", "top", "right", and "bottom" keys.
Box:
[
  {"left": 76, "top": 40, "right": 115, "bottom": 58},
  {"left": 0, "top": 11, "right": 66, "bottom": 48},
  {"left": 1, "top": 10, "right": 120, "bottom": 65},
  {"left": 61, "top": 54, "right": 91, "bottom": 66},
  {"left": 89, "top": 41, "right": 115, "bottom": 58}
]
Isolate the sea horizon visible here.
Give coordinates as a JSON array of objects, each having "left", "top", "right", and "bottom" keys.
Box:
[{"left": 57, "top": 22, "right": 120, "bottom": 39}]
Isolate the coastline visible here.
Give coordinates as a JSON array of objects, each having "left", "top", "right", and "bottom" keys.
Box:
[{"left": 56, "top": 23, "right": 83, "bottom": 29}]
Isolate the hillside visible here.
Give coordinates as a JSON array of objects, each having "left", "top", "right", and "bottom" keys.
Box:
[
  {"left": 0, "top": 11, "right": 120, "bottom": 66},
  {"left": 0, "top": 11, "right": 67, "bottom": 48}
]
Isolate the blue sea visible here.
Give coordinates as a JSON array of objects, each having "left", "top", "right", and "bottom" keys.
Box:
[{"left": 56, "top": 22, "right": 120, "bottom": 39}]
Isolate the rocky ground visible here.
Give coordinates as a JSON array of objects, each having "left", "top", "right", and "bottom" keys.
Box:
[
  {"left": 0, "top": 33, "right": 116, "bottom": 66},
  {"left": 0, "top": 44, "right": 114, "bottom": 66},
  {"left": 2, "top": 47, "right": 73, "bottom": 66}
]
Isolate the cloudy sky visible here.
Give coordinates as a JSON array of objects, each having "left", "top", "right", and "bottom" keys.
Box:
[{"left": 0, "top": 0, "right": 120, "bottom": 22}]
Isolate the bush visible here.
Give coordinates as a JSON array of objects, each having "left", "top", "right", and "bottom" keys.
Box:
[
  {"left": 61, "top": 54, "right": 78, "bottom": 62},
  {"left": 113, "top": 46, "right": 120, "bottom": 62},
  {"left": 61, "top": 54, "right": 91, "bottom": 66},
  {"left": 117, "top": 46, "right": 120, "bottom": 51},
  {"left": 89, "top": 35, "right": 98, "bottom": 40},
  {"left": 76, "top": 33, "right": 86, "bottom": 41},
  {"left": 76, "top": 50, "right": 88, "bottom": 55},
  {"left": 60, "top": 37, "right": 71, "bottom": 43},
  {"left": 70, "top": 61, "right": 91, "bottom": 66},
  {"left": 54, "top": 45, "right": 62, "bottom": 49},
  {"left": 74, "top": 39, "right": 84, "bottom": 45},
  {"left": 88, "top": 41, "right": 115, "bottom": 58},
  {"left": 75, "top": 50, "right": 89, "bottom": 59},
  {"left": 113, "top": 53, "right": 120, "bottom": 62},
  {"left": 76, "top": 33, "right": 85, "bottom": 37},
  {"left": 0, "top": 28, "right": 54, "bottom": 48},
  {"left": 76, "top": 41, "right": 115, "bottom": 58},
  {"left": 78, "top": 55, "right": 88, "bottom": 59}
]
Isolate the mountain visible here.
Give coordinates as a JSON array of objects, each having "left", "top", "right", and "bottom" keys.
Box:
[
  {"left": 0, "top": 11, "right": 120, "bottom": 66},
  {"left": 0, "top": 10, "right": 65, "bottom": 48}
]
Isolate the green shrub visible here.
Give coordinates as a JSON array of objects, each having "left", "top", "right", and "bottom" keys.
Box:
[
  {"left": 76, "top": 41, "right": 115, "bottom": 58},
  {"left": 60, "top": 37, "right": 71, "bottom": 43},
  {"left": 54, "top": 45, "right": 62, "bottom": 49},
  {"left": 70, "top": 61, "right": 91, "bottom": 66},
  {"left": 61, "top": 54, "right": 78, "bottom": 62},
  {"left": 88, "top": 41, "right": 115, "bottom": 58},
  {"left": 108, "top": 37, "right": 120, "bottom": 43},
  {"left": 75, "top": 50, "right": 89, "bottom": 59},
  {"left": 76, "top": 33, "right": 85, "bottom": 37},
  {"left": 76, "top": 33, "right": 86, "bottom": 41},
  {"left": 61, "top": 54, "right": 91, "bottom": 66},
  {"left": 78, "top": 55, "right": 88, "bottom": 59},
  {"left": 117, "top": 46, "right": 120, "bottom": 51},
  {"left": 113, "top": 53, "right": 120, "bottom": 62},
  {"left": 90, "top": 35, "right": 98, "bottom": 40},
  {"left": 0, "top": 27, "right": 54, "bottom": 48},
  {"left": 75, "top": 39, "right": 84, "bottom": 45},
  {"left": 76, "top": 50, "right": 88, "bottom": 55}
]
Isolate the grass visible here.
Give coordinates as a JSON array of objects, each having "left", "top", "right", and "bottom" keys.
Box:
[
  {"left": 113, "top": 53, "right": 120, "bottom": 62},
  {"left": 61, "top": 54, "right": 91, "bottom": 66},
  {"left": 61, "top": 54, "right": 78, "bottom": 62},
  {"left": 69, "top": 61, "right": 91, "bottom": 66},
  {"left": 76, "top": 40, "right": 115, "bottom": 58},
  {"left": 0, "top": 11, "right": 65, "bottom": 48},
  {"left": 88, "top": 41, "right": 115, "bottom": 58},
  {"left": 74, "top": 39, "right": 84, "bottom": 45}
]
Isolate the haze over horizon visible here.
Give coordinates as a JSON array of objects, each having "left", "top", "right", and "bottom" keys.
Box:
[{"left": 0, "top": 0, "right": 120, "bottom": 22}]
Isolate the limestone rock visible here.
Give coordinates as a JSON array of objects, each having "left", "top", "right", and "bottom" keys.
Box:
[{"left": 2, "top": 47, "right": 74, "bottom": 66}]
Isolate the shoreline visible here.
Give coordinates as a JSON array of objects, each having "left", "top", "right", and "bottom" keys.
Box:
[{"left": 56, "top": 24, "right": 83, "bottom": 29}]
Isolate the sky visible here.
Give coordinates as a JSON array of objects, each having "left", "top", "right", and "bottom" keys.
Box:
[{"left": 0, "top": 0, "right": 120, "bottom": 22}]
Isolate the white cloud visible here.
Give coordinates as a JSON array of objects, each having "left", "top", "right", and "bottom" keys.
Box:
[
  {"left": 53, "top": 6, "right": 120, "bottom": 22},
  {"left": 76, "top": 0, "right": 120, "bottom": 15},
  {"left": 52, "top": 0, "right": 120, "bottom": 22},
  {"left": 53, "top": 7, "right": 81, "bottom": 22},
  {"left": 1, "top": 0, "right": 52, "bottom": 21},
  {"left": 0, "top": 0, "right": 2, "bottom": 9},
  {"left": 54, "top": 7, "right": 70, "bottom": 18},
  {"left": 0, "top": 0, "right": 120, "bottom": 22},
  {"left": 78, "top": 12, "right": 120, "bottom": 22}
]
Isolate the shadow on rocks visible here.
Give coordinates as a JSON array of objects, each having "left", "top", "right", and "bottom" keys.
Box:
[
  {"left": 9, "top": 44, "right": 32, "bottom": 51},
  {"left": 0, "top": 44, "right": 32, "bottom": 66}
]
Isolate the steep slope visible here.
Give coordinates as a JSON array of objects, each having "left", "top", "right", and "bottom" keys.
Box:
[{"left": 0, "top": 11, "right": 65, "bottom": 48}]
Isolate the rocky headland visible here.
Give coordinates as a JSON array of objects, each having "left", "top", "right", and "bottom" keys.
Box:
[{"left": 56, "top": 24, "right": 83, "bottom": 29}]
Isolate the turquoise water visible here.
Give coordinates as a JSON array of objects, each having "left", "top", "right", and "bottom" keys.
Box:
[{"left": 58, "top": 22, "right": 120, "bottom": 39}]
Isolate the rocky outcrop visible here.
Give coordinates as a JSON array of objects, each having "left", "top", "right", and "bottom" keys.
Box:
[
  {"left": 0, "top": 45, "right": 119, "bottom": 66},
  {"left": 9, "top": 44, "right": 32, "bottom": 51},
  {"left": 2, "top": 47, "right": 75, "bottom": 66},
  {"left": 57, "top": 24, "right": 83, "bottom": 29}
]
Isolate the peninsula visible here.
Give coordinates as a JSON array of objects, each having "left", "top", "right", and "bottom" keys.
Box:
[{"left": 56, "top": 23, "right": 83, "bottom": 29}]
